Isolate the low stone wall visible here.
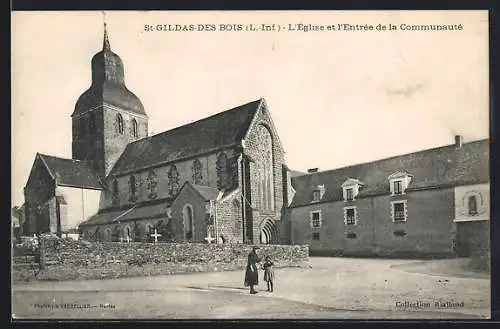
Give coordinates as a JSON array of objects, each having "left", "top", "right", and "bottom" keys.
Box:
[{"left": 37, "top": 236, "right": 310, "bottom": 281}]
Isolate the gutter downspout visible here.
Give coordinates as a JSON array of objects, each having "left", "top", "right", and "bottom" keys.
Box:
[
  {"left": 240, "top": 152, "right": 246, "bottom": 244},
  {"left": 241, "top": 140, "right": 248, "bottom": 244}
]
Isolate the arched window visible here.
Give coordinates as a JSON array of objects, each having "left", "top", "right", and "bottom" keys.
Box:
[
  {"left": 113, "top": 226, "right": 122, "bottom": 242},
  {"left": 167, "top": 165, "right": 180, "bottom": 196},
  {"left": 255, "top": 125, "right": 274, "bottom": 211},
  {"left": 112, "top": 179, "right": 119, "bottom": 205},
  {"left": 468, "top": 195, "right": 478, "bottom": 216},
  {"left": 183, "top": 204, "right": 194, "bottom": 241},
  {"left": 216, "top": 152, "right": 229, "bottom": 190},
  {"left": 144, "top": 224, "right": 152, "bottom": 242},
  {"left": 233, "top": 200, "right": 242, "bottom": 236},
  {"left": 124, "top": 226, "right": 131, "bottom": 241},
  {"left": 147, "top": 170, "right": 158, "bottom": 199},
  {"left": 129, "top": 175, "right": 137, "bottom": 202},
  {"left": 105, "top": 228, "right": 112, "bottom": 242},
  {"left": 95, "top": 228, "right": 100, "bottom": 241},
  {"left": 116, "top": 113, "right": 124, "bottom": 134},
  {"left": 192, "top": 159, "right": 203, "bottom": 185},
  {"left": 132, "top": 119, "right": 138, "bottom": 138}
]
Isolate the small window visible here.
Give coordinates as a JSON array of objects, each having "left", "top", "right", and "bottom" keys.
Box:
[
  {"left": 311, "top": 211, "right": 321, "bottom": 228},
  {"left": 346, "top": 188, "right": 354, "bottom": 201},
  {"left": 112, "top": 179, "right": 119, "bottom": 205},
  {"left": 393, "top": 180, "right": 403, "bottom": 195},
  {"left": 132, "top": 119, "right": 138, "bottom": 138},
  {"left": 468, "top": 195, "right": 478, "bottom": 216},
  {"left": 312, "top": 232, "right": 320, "bottom": 240},
  {"left": 346, "top": 208, "right": 356, "bottom": 225},
  {"left": 312, "top": 190, "right": 321, "bottom": 202},
  {"left": 393, "top": 202, "right": 406, "bottom": 222},
  {"left": 116, "top": 114, "right": 124, "bottom": 134}
]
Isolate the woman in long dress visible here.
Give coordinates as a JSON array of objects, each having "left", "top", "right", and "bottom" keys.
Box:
[{"left": 244, "top": 246, "right": 261, "bottom": 294}]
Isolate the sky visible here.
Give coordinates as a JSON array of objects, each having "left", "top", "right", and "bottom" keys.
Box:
[{"left": 11, "top": 10, "right": 489, "bottom": 207}]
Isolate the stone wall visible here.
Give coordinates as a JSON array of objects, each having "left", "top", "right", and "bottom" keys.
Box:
[{"left": 37, "top": 236, "right": 310, "bottom": 281}]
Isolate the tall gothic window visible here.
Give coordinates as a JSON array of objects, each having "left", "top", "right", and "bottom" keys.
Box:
[
  {"left": 129, "top": 175, "right": 137, "bottom": 202},
  {"left": 116, "top": 113, "right": 124, "bottom": 134},
  {"left": 183, "top": 204, "right": 194, "bottom": 240},
  {"left": 216, "top": 152, "right": 230, "bottom": 190},
  {"left": 255, "top": 125, "right": 274, "bottom": 211},
  {"left": 192, "top": 159, "right": 203, "bottom": 185},
  {"left": 147, "top": 170, "right": 158, "bottom": 199},
  {"left": 233, "top": 200, "right": 242, "bottom": 236},
  {"left": 112, "top": 179, "right": 119, "bottom": 205},
  {"left": 468, "top": 195, "right": 478, "bottom": 216},
  {"left": 132, "top": 119, "right": 138, "bottom": 138},
  {"left": 167, "top": 165, "right": 180, "bottom": 196}
]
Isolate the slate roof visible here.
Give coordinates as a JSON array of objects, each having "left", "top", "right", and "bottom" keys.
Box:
[
  {"left": 79, "top": 201, "right": 170, "bottom": 227},
  {"left": 109, "top": 99, "right": 263, "bottom": 176},
  {"left": 38, "top": 154, "right": 103, "bottom": 190},
  {"left": 290, "top": 139, "right": 489, "bottom": 208},
  {"left": 191, "top": 184, "right": 220, "bottom": 201}
]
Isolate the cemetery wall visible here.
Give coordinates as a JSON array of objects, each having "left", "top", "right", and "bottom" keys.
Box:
[{"left": 36, "top": 235, "right": 310, "bottom": 281}]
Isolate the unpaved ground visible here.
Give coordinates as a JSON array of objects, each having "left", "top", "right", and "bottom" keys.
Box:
[{"left": 12, "top": 257, "right": 490, "bottom": 319}]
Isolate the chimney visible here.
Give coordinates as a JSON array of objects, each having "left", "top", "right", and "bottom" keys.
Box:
[
  {"left": 454, "top": 135, "right": 463, "bottom": 148},
  {"left": 308, "top": 168, "right": 319, "bottom": 173}
]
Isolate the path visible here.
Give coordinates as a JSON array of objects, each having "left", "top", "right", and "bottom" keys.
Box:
[{"left": 12, "top": 257, "right": 490, "bottom": 319}]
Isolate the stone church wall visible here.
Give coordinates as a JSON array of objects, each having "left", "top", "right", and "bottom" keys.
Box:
[
  {"left": 102, "top": 150, "right": 236, "bottom": 209},
  {"left": 36, "top": 235, "right": 310, "bottom": 281},
  {"left": 24, "top": 158, "right": 56, "bottom": 235},
  {"left": 243, "top": 104, "right": 286, "bottom": 243}
]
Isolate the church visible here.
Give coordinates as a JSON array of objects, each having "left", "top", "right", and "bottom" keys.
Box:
[{"left": 23, "top": 25, "right": 293, "bottom": 245}]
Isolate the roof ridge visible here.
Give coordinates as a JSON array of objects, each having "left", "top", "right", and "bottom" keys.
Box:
[
  {"left": 300, "top": 138, "right": 489, "bottom": 177},
  {"left": 38, "top": 153, "right": 93, "bottom": 165},
  {"left": 126, "top": 98, "right": 262, "bottom": 147}
]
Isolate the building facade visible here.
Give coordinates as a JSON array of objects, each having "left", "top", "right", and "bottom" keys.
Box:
[{"left": 288, "top": 137, "right": 490, "bottom": 257}]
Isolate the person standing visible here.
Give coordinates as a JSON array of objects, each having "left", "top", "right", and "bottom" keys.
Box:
[
  {"left": 244, "top": 246, "right": 261, "bottom": 294},
  {"left": 262, "top": 256, "right": 275, "bottom": 292}
]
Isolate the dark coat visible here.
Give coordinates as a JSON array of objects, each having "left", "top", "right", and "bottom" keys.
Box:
[
  {"left": 244, "top": 250, "right": 261, "bottom": 286},
  {"left": 263, "top": 260, "right": 274, "bottom": 282}
]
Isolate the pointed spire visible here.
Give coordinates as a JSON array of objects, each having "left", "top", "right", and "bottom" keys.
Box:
[{"left": 102, "top": 11, "right": 110, "bottom": 51}]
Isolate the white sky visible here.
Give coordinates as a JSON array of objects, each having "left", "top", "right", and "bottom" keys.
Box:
[{"left": 11, "top": 10, "right": 489, "bottom": 207}]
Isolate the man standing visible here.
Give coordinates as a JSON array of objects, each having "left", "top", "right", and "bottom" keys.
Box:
[{"left": 244, "top": 246, "right": 261, "bottom": 294}]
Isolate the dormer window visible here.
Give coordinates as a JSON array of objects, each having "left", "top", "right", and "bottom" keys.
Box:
[
  {"left": 311, "top": 185, "right": 325, "bottom": 203},
  {"left": 346, "top": 188, "right": 354, "bottom": 201},
  {"left": 388, "top": 171, "right": 413, "bottom": 196},
  {"left": 341, "top": 178, "right": 363, "bottom": 202},
  {"left": 393, "top": 180, "right": 403, "bottom": 195}
]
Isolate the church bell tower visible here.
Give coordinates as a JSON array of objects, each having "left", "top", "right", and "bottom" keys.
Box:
[{"left": 71, "top": 21, "right": 148, "bottom": 178}]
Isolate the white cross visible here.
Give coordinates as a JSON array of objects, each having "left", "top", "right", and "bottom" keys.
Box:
[
  {"left": 150, "top": 228, "right": 162, "bottom": 243},
  {"left": 204, "top": 231, "right": 215, "bottom": 244},
  {"left": 125, "top": 235, "right": 130, "bottom": 243}
]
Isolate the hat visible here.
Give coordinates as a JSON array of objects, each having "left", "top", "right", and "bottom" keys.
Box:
[{"left": 252, "top": 246, "right": 260, "bottom": 250}]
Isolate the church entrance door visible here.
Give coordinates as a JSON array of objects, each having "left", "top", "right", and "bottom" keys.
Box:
[{"left": 259, "top": 218, "right": 278, "bottom": 245}]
